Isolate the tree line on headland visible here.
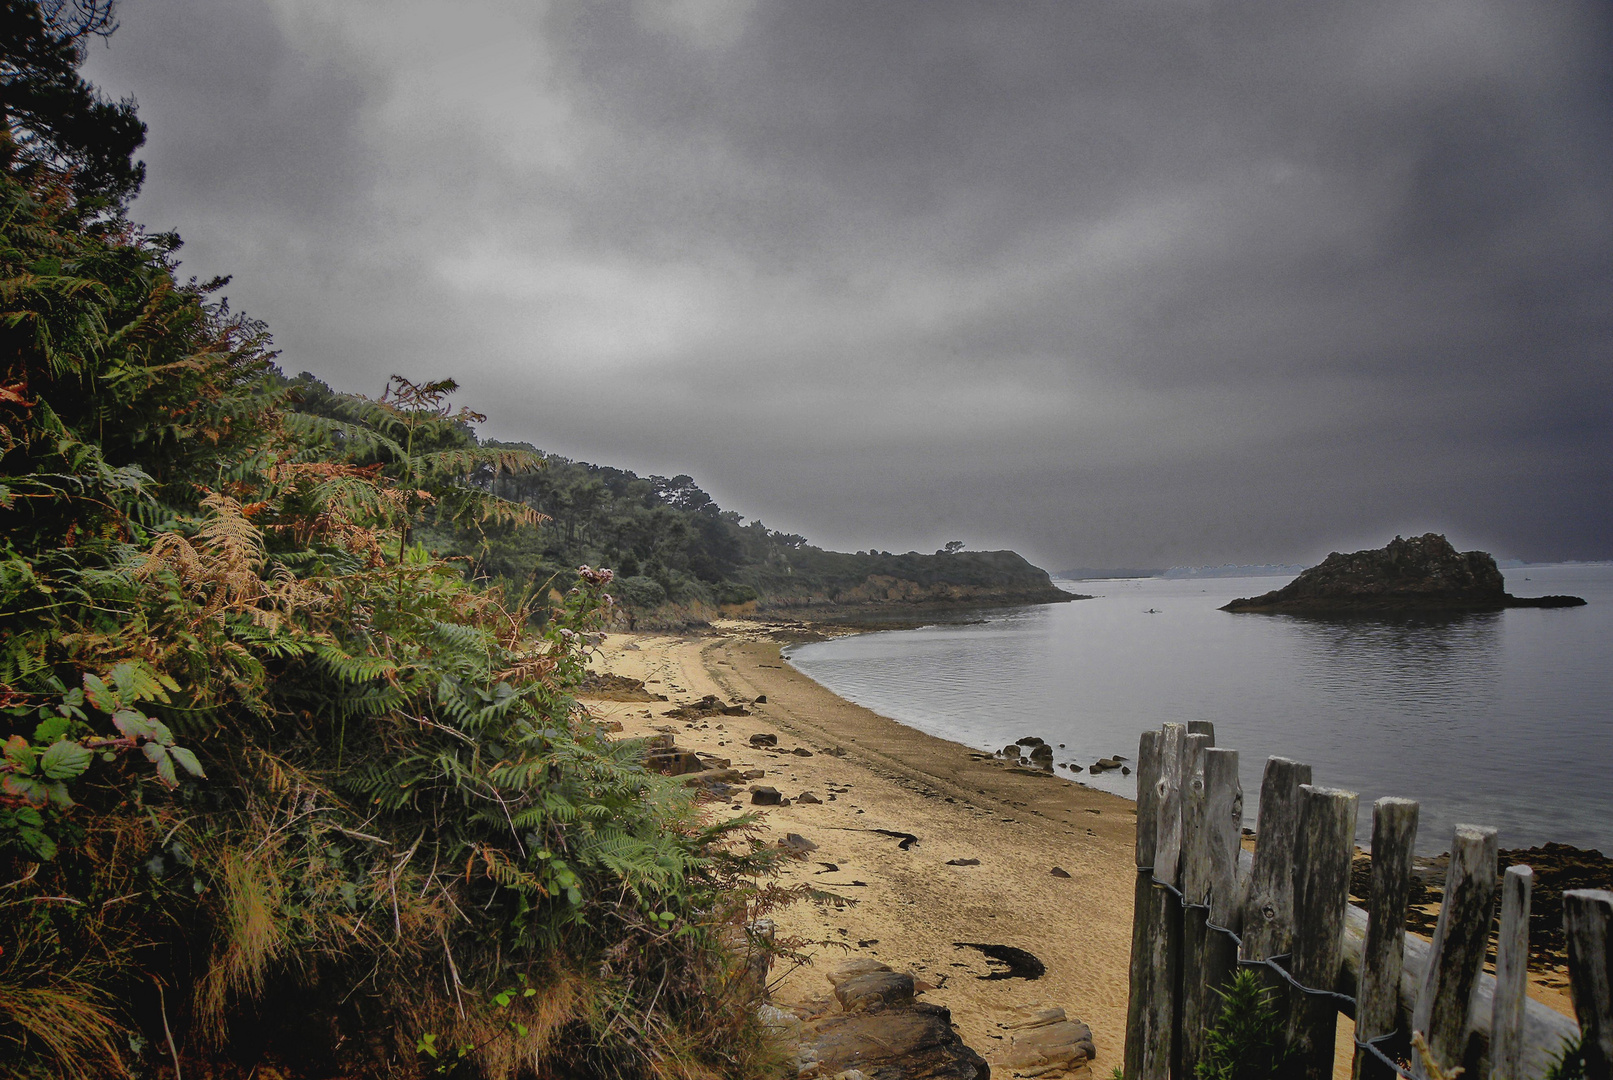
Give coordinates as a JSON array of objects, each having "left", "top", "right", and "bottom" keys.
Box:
[{"left": 282, "top": 376, "right": 1071, "bottom": 630}]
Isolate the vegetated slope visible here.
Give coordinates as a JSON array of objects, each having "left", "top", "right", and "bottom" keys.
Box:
[
  {"left": 389, "top": 428, "right": 1073, "bottom": 626},
  {"left": 0, "top": 7, "right": 785, "bottom": 1078}
]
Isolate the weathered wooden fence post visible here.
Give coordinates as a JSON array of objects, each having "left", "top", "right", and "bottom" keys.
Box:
[
  {"left": 1287, "top": 784, "right": 1359, "bottom": 1080},
  {"left": 1124, "top": 728, "right": 1164, "bottom": 1080},
  {"left": 1182, "top": 747, "right": 1242, "bottom": 1077},
  {"left": 1239, "top": 757, "right": 1313, "bottom": 986},
  {"left": 1412, "top": 825, "right": 1499, "bottom": 1079},
  {"left": 1177, "top": 731, "right": 1214, "bottom": 1078},
  {"left": 1489, "top": 864, "right": 1534, "bottom": 1080},
  {"left": 1351, "top": 796, "right": 1420, "bottom": 1080},
  {"left": 1149, "top": 723, "right": 1185, "bottom": 1079},
  {"left": 1564, "top": 888, "right": 1613, "bottom": 1080}
]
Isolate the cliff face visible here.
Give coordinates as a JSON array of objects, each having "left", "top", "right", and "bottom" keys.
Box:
[{"left": 1222, "top": 534, "right": 1585, "bottom": 612}]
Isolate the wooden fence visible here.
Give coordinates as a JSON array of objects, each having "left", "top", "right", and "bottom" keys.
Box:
[{"left": 1122, "top": 721, "right": 1613, "bottom": 1080}]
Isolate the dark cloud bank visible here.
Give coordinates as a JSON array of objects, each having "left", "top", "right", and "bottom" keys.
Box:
[{"left": 84, "top": 0, "right": 1613, "bottom": 568}]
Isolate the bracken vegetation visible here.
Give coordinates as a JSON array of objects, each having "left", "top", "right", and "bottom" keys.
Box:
[{"left": 0, "top": 4, "right": 791, "bottom": 1076}]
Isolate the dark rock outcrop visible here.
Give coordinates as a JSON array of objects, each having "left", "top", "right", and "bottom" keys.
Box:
[
  {"left": 645, "top": 750, "right": 705, "bottom": 776},
  {"left": 578, "top": 672, "right": 667, "bottom": 701},
  {"left": 835, "top": 970, "right": 916, "bottom": 1013},
  {"left": 1222, "top": 534, "right": 1586, "bottom": 613},
  {"left": 795, "top": 960, "right": 991, "bottom": 1080},
  {"left": 666, "top": 694, "right": 750, "bottom": 719}
]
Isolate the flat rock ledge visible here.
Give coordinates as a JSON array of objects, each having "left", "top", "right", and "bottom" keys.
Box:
[
  {"left": 1222, "top": 533, "right": 1586, "bottom": 613},
  {"left": 998, "top": 1006, "right": 1096, "bottom": 1078},
  {"left": 779, "top": 960, "right": 992, "bottom": 1080},
  {"left": 769, "top": 960, "right": 1099, "bottom": 1079}
]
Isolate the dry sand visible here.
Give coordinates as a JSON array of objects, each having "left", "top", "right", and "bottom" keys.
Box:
[{"left": 578, "top": 621, "right": 1574, "bottom": 1080}]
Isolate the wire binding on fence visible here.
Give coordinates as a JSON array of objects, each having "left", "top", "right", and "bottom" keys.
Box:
[{"left": 1140, "top": 866, "right": 1417, "bottom": 1079}]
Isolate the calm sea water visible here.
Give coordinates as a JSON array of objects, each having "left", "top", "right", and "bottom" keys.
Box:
[{"left": 784, "top": 564, "right": 1613, "bottom": 854}]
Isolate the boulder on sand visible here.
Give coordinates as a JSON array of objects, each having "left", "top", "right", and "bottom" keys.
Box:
[
  {"left": 1001, "top": 1005, "right": 1097, "bottom": 1073},
  {"left": 645, "top": 749, "right": 705, "bottom": 776},
  {"left": 825, "top": 958, "right": 893, "bottom": 986},
  {"left": 797, "top": 963, "right": 990, "bottom": 1080}
]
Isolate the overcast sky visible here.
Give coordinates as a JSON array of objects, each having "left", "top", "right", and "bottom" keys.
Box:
[{"left": 83, "top": 0, "right": 1613, "bottom": 569}]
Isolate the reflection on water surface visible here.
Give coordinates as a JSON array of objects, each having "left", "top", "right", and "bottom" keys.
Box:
[{"left": 788, "top": 564, "right": 1613, "bottom": 853}]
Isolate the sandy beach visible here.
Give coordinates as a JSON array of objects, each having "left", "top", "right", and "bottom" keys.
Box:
[{"left": 578, "top": 620, "right": 1576, "bottom": 1079}]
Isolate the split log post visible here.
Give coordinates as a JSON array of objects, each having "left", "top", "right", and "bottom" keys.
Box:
[
  {"left": 1124, "top": 728, "right": 1164, "bottom": 1080},
  {"left": 1489, "top": 865, "right": 1533, "bottom": 1080},
  {"left": 1287, "top": 784, "right": 1360, "bottom": 1080},
  {"left": 1147, "top": 722, "right": 1186, "bottom": 1080},
  {"left": 1177, "top": 732, "right": 1214, "bottom": 1079},
  {"left": 1564, "top": 889, "right": 1613, "bottom": 1080},
  {"left": 1351, "top": 797, "right": 1420, "bottom": 1080},
  {"left": 1190, "top": 748, "right": 1243, "bottom": 1073},
  {"left": 1154, "top": 723, "right": 1186, "bottom": 891},
  {"left": 1239, "top": 756, "right": 1313, "bottom": 1003},
  {"left": 1412, "top": 825, "right": 1499, "bottom": 1079}
]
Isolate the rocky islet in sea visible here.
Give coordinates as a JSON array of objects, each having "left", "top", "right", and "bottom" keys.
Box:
[{"left": 1221, "top": 532, "right": 1587, "bottom": 613}]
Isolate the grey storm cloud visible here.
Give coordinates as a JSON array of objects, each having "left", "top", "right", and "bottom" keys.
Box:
[{"left": 82, "top": 0, "right": 1613, "bottom": 568}]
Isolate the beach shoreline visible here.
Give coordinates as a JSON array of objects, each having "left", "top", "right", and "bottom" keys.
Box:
[
  {"left": 580, "top": 619, "right": 1576, "bottom": 1079},
  {"left": 583, "top": 620, "right": 1140, "bottom": 1076}
]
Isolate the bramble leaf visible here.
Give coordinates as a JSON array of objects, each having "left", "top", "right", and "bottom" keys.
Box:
[
  {"left": 148, "top": 746, "right": 177, "bottom": 788},
  {"left": 2, "top": 775, "right": 43, "bottom": 805},
  {"left": 40, "top": 740, "right": 92, "bottom": 780},
  {"left": 3, "top": 735, "right": 36, "bottom": 772},
  {"left": 34, "top": 716, "right": 72, "bottom": 743},
  {"left": 112, "top": 710, "right": 153, "bottom": 740},
  {"left": 169, "top": 746, "right": 205, "bottom": 779},
  {"left": 18, "top": 827, "right": 57, "bottom": 860},
  {"left": 83, "top": 673, "right": 118, "bottom": 713}
]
